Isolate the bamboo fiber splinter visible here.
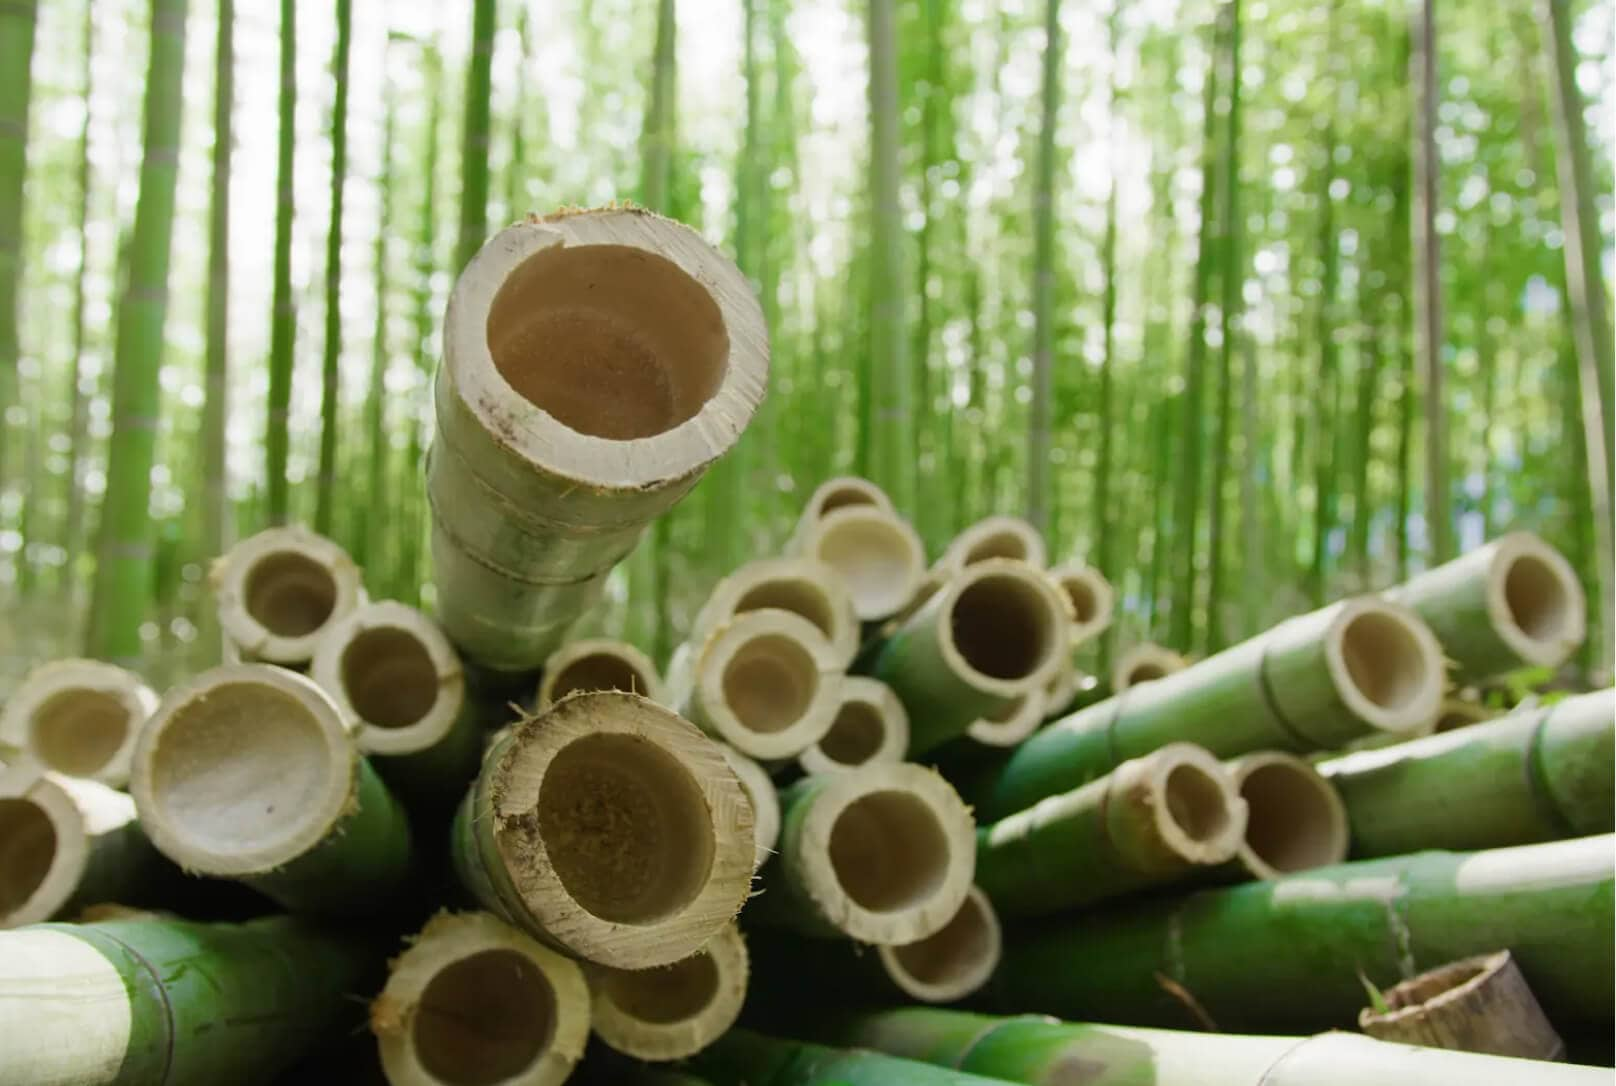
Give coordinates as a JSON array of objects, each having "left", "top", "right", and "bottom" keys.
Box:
[
  {"left": 0, "top": 659, "right": 157, "bottom": 787},
  {"left": 451, "top": 691, "right": 754, "bottom": 969},
  {"left": 587, "top": 921, "right": 749, "bottom": 1061},
  {"left": 428, "top": 208, "right": 768, "bottom": 673},
  {"left": 211, "top": 525, "right": 365, "bottom": 667}
]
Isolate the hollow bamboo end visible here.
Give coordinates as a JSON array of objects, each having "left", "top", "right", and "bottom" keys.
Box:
[
  {"left": 797, "top": 507, "right": 926, "bottom": 621},
  {"left": 130, "top": 664, "right": 356, "bottom": 877},
  {"left": 965, "top": 685, "right": 1050, "bottom": 748},
  {"left": 942, "top": 516, "right": 1048, "bottom": 571},
  {"left": 1048, "top": 564, "right": 1115, "bottom": 646},
  {"left": 1110, "top": 642, "right": 1189, "bottom": 693},
  {"left": 1119, "top": 744, "right": 1248, "bottom": 868},
  {"left": 373, "top": 911, "right": 590, "bottom": 1086},
  {"left": 719, "top": 746, "right": 779, "bottom": 872},
  {"left": 538, "top": 638, "right": 666, "bottom": 710},
  {"left": 1357, "top": 949, "right": 1565, "bottom": 1062},
  {"left": 0, "top": 768, "right": 93, "bottom": 928},
  {"left": 1323, "top": 599, "right": 1446, "bottom": 734},
  {"left": 486, "top": 692, "right": 754, "bottom": 969},
  {"left": 877, "top": 885, "right": 1001, "bottom": 1004},
  {"left": 0, "top": 659, "right": 156, "bottom": 787},
  {"left": 588, "top": 923, "right": 749, "bottom": 1062},
  {"left": 692, "top": 611, "right": 840, "bottom": 760},
  {"left": 697, "top": 558, "right": 860, "bottom": 668},
  {"left": 796, "top": 763, "right": 976, "bottom": 945},
  {"left": 798, "top": 677, "right": 910, "bottom": 775},
  {"left": 1486, "top": 532, "right": 1587, "bottom": 670},
  {"left": 936, "top": 559, "right": 1066, "bottom": 697},
  {"left": 311, "top": 601, "right": 467, "bottom": 757},
  {"left": 801, "top": 477, "right": 895, "bottom": 523},
  {"left": 211, "top": 525, "right": 364, "bottom": 666},
  {"left": 1226, "top": 752, "right": 1349, "bottom": 879}
]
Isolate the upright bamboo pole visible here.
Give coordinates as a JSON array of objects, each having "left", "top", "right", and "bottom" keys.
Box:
[
  {"left": 0, "top": 659, "right": 157, "bottom": 786},
  {"left": 0, "top": 0, "right": 36, "bottom": 490},
  {"left": 313, "top": 0, "right": 352, "bottom": 538},
  {"left": 264, "top": 0, "right": 296, "bottom": 526}
]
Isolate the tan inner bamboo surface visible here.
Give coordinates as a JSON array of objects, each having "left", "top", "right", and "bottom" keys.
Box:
[
  {"left": 341, "top": 627, "right": 438, "bottom": 729},
  {"left": 28, "top": 689, "right": 130, "bottom": 778},
  {"left": 815, "top": 483, "right": 882, "bottom": 516},
  {"left": 413, "top": 948, "right": 557, "bottom": 1086},
  {"left": 828, "top": 790, "right": 951, "bottom": 912},
  {"left": 1238, "top": 760, "right": 1345, "bottom": 874},
  {"left": 597, "top": 949, "right": 720, "bottom": 1025},
  {"left": 1336, "top": 610, "right": 1432, "bottom": 713},
  {"left": 948, "top": 573, "right": 1059, "bottom": 682},
  {"left": 486, "top": 244, "right": 727, "bottom": 441},
  {"left": 811, "top": 512, "right": 920, "bottom": 617},
  {"left": 548, "top": 652, "right": 656, "bottom": 702},
  {"left": 885, "top": 887, "right": 998, "bottom": 996},
  {"left": 721, "top": 634, "right": 820, "bottom": 736},
  {"left": 0, "top": 798, "right": 54, "bottom": 917},
  {"left": 1502, "top": 552, "right": 1576, "bottom": 645},
  {"left": 818, "top": 700, "right": 886, "bottom": 766},
  {"left": 244, "top": 551, "right": 339, "bottom": 638},
  {"left": 1162, "top": 763, "right": 1233, "bottom": 845},
  {"left": 733, "top": 580, "right": 840, "bottom": 647}
]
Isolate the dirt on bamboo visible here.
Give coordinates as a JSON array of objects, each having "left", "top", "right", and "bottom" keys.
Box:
[
  {"left": 211, "top": 525, "right": 365, "bottom": 667},
  {"left": 0, "top": 659, "right": 157, "bottom": 788},
  {"left": 586, "top": 921, "right": 748, "bottom": 1062}
]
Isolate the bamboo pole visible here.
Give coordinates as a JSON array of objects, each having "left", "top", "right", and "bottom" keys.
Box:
[
  {"left": 994, "top": 834, "right": 1615, "bottom": 1033},
  {"left": 0, "top": 914, "right": 383, "bottom": 1086},
  {"left": 795, "top": 476, "right": 895, "bottom": 529},
  {"left": 451, "top": 691, "right": 754, "bottom": 969},
  {"left": 683, "top": 1029, "right": 1006, "bottom": 1086},
  {"left": 1219, "top": 751, "right": 1348, "bottom": 880},
  {"left": 0, "top": 658, "right": 157, "bottom": 786},
  {"left": 211, "top": 525, "right": 365, "bottom": 667},
  {"left": 371, "top": 911, "right": 589, "bottom": 1086},
  {"left": 805, "top": 1006, "right": 1610, "bottom": 1086},
  {"left": 587, "top": 921, "right": 748, "bottom": 1061},
  {"left": 1359, "top": 950, "right": 1564, "bottom": 1061},
  {"left": 0, "top": 766, "right": 175, "bottom": 927},
  {"left": 428, "top": 208, "right": 768, "bottom": 673},
  {"left": 963, "top": 686, "right": 1049, "bottom": 748},
  {"left": 309, "top": 600, "right": 482, "bottom": 801},
  {"left": 537, "top": 637, "right": 666, "bottom": 708},
  {"left": 130, "top": 664, "right": 413, "bottom": 914},
  {"left": 939, "top": 515, "right": 1048, "bottom": 572},
  {"left": 962, "top": 597, "right": 1445, "bottom": 820},
  {"left": 798, "top": 676, "right": 909, "bottom": 775},
  {"left": 720, "top": 745, "right": 778, "bottom": 871},
  {"left": 673, "top": 610, "right": 842, "bottom": 761},
  {"left": 1434, "top": 696, "right": 1497, "bottom": 733},
  {"left": 750, "top": 762, "right": 975, "bottom": 943},
  {"left": 693, "top": 557, "right": 861, "bottom": 668},
  {"left": 790, "top": 505, "right": 926, "bottom": 621},
  {"left": 1112, "top": 641, "right": 1189, "bottom": 691},
  {"left": 1317, "top": 688, "right": 1614, "bottom": 857},
  {"left": 978, "top": 743, "right": 1247, "bottom": 917},
  {"left": 866, "top": 558, "right": 1067, "bottom": 755},
  {"left": 1389, "top": 532, "right": 1586, "bottom": 682},
  {"left": 879, "top": 884, "right": 1001, "bottom": 1003},
  {"left": 1048, "top": 562, "right": 1114, "bottom": 646}
]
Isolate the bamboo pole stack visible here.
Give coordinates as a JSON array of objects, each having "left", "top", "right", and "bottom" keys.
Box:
[{"left": 0, "top": 659, "right": 157, "bottom": 786}]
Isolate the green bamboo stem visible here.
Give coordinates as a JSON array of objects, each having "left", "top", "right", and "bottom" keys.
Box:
[
  {"left": 960, "top": 598, "right": 1445, "bottom": 821},
  {"left": 806, "top": 1006, "right": 1610, "bottom": 1086},
  {"left": 0, "top": 0, "right": 37, "bottom": 489},
  {"left": 0, "top": 914, "right": 382, "bottom": 1086},
  {"left": 1025, "top": 0, "right": 1061, "bottom": 536},
  {"left": 0, "top": 658, "right": 157, "bottom": 787},
  {"left": 587, "top": 921, "right": 749, "bottom": 1061},
  {"left": 450, "top": 691, "right": 753, "bottom": 969},
  {"left": 1388, "top": 532, "right": 1586, "bottom": 682},
  {"left": 796, "top": 676, "right": 909, "bottom": 775},
  {"left": 995, "top": 834, "right": 1614, "bottom": 1034},
  {"left": 692, "top": 557, "right": 861, "bottom": 668},
  {"left": 1317, "top": 688, "right": 1614, "bottom": 857},
  {"left": 790, "top": 505, "right": 926, "bottom": 621},
  {"left": 264, "top": 0, "right": 296, "bottom": 525},
  {"left": 978, "top": 744, "right": 1246, "bottom": 916},
  {"left": 313, "top": 0, "right": 352, "bottom": 537},
  {"left": 455, "top": 0, "right": 495, "bottom": 271},
  {"left": 749, "top": 762, "right": 974, "bottom": 944},
  {"left": 683, "top": 1029, "right": 1006, "bottom": 1086},
  {"left": 198, "top": 0, "right": 233, "bottom": 654},
  {"left": 210, "top": 525, "right": 366, "bottom": 667},
  {"left": 537, "top": 637, "right": 666, "bottom": 708},
  {"left": 130, "top": 664, "right": 412, "bottom": 914},
  {"left": 865, "top": 558, "right": 1066, "bottom": 755},
  {"left": 428, "top": 208, "right": 767, "bottom": 672},
  {"left": 1217, "top": 751, "right": 1348, "bottom": 881}
]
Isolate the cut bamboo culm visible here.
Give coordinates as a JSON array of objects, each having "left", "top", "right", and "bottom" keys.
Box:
[
  {"left": 538, "top": 637, "right": 666, "bottom": 708},
  {"left": 938, "top": 515, "right": 1048, "bottom": 571},
  {"left": 962, "top": 597, "right": 1446, "bottom": 821},
  {"left": 867, "top": 558, "right": 1067, "bottom": 755},
  {"left": 1112, "top": 641, "right": 1189, "bottom": 691},
  {"left": 797, "top": 676, "right": 909, "bottom": 775},
  {"left": 794, "top": 476, "right": 895, "bottom": 529},
  {"left": 691, "top": 557, "right": 861, "bottom": 667},
  {"left": 750, "top": 762, "right": 975, "bottom": 944},
  {"left": 0, "top": 659, "right": 157, "bottom": 787},
  {"left": 0, "top": 915, "right": 383, "bottom": 1086},
  {"left": 429, "top": 208, "right": 768, "bottom": 674},
  {"left": 129, "top": 664, "right": 413, "bottom": 914},
  {"left": 790, "top": 505, "right": 926, "bottom": 621},
  {"left": 211, "top": 525, "right": 365, "bottom": 667},
  {"left": 372, "top": 911, "right": 589, "bottom": 1086},
  {"left": 994, "top": 834, "right": 1614, "bottom": 1034},
  {"left": 977, "top": 743, "right": 1247, "bottom": 917},
  {"left": 720, "top": 745, "right": 779, "bottom": 871},
  {"left": 587, "top": 921, "right": 748, "bottom": 1062},
  {"left": 1318, "top": 688, "right": 1614, "bottom": 857},
  {"left": 878, "top": 884, "right": 1001, "bottom": 1003},
  {"left": 1389, "top": 531, "right": 1587, "bottom": 683},
  {"left": 1358, "top": 950, "right": 1565, "bottom": 1062},
  {"left": 1220, "top": 751, "right": 1349, "bottom": 880},
  {"left": 1048, "top": 562, "right": 1115, "bottom": 646},
  {"left": 683, "top": 1030, "right": 1007, "bottom": 1086},
  {"left": 452, "top": 691, "right": 754, "bottom": 969},
  {"left": 963, "top": 686, "right": 1049, "bottom": 748}
]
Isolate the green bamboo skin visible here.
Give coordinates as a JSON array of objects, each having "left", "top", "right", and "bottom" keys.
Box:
[
  {"left": 682, "top": 1029, "right": 1008, "bottom": 1086},
  {"left": 1389, "top": 531, "right": 1586, "bottom": 683},
  {"left": 977, "top": 744, "right": 1247, "bottom": 916},
  {"left": 808, "top": 1007, "right": 1611, "bottom": 1086},
  {"left": 0, "top": 915, "right": 382, "bottom": 1086},
  {"left": 1319, "top": 689, "right": 1615, "bottom": 857},
  {"left": 961, "top": 598, "right": 1444, "bottom": 821},
  {"left": 993, "top": 834, "right": 1614, "bottom": 1034}
]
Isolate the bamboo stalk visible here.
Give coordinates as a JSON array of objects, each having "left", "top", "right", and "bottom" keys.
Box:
[
  {"left": 978, "top": 743, "right": 1247, "bottom": 917},
  {"left": 130, "top": 664, "right": 413, "bottom": 914},
  {"left": 0, "top": 659, "right": 157, "bottom": 786},
  {"left": 1048, "top": 562, "right": 1115, "bottom": 646},
  {"left": 371, "top": 911, "right": 589, "bottom": 1086},
  {"left": 1388, "top": 532, "right": 1586, "bottom": 682},
  {"left": 428, "top": 208, "right": 768, "bottom": 673},
  {"left": 790, "top": 505, "right": 926, "bottom": 621},
  {"left": 537, "top": 637, "right": 666, "bottom": 708},
  {"left": 878, "top": 884, "right": 1001, "bottom": 1003},
  {"left": 683, "top": 1029, "right": 1006, "bottom": 1085},
  {"left": 211, "top": 525, "right": 365, "bottom": 667},
  {"left": 1041, "top": 656, "right": 1088, "bottom": 718},
  {"left": 1359, "top": 950, "right": 1564, "bottom": 1061},
  {"left": 797, "top": 676, "right": 909, "bottom": 775},
  {"left": 309, "top": 599, "right": 482, "bottom": 801},
  {"left": 1219, "top": 751, "right": 1348, "bottom": 880},
  {"left": 795, "top": 476, "right": 895, "bottom": 529},
  {"left": 962, "top": 597, "right": 1445, "bottom": 821},
  {"left": 673, "top": 610, "right": 842, "bottom": 761},
  {"left": 994, "top": 834, "right": 1615, "bottom": 1033},
  {"left": 451, "top": 691, "right": 753, "bottom": 969},
  {"left": 0, "top": 765, "right": 175, "bottom": 927},
  {"left": 1112, "top": 641, "right": 1189, "bottom": 691},
  {"left": 866, "top": 558, "right": 1067, "bottom": 755},
  {"left": 0, "top": 914, "right": 383, "bottom": 1086},
  {"left": 805, "top": 1006, "right": 1610, "bottom": 1086},
  {"left": 939, "top": 515, "right": 1048, "bottom": 571},
  {"left": 720, "top": 745, "right": 779, "bottom": 872},
  {"left": 964, "top": 686, "right": 1049, "bottom": 748},
  {"left": 693, "top": 557, "right": 861, "bottom": 668},
  {"left": 1317, "top": 688, "right": 1614, "bottom": 857},
  {"left": 1435, "top": 696, "right": 1498, "bottom": 733},
  {"left": 587, "top": 921, "right": 748, "bottom": 1061},
  {"left": 750, "top": 762, "right": 975, "bottom": 943}
]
